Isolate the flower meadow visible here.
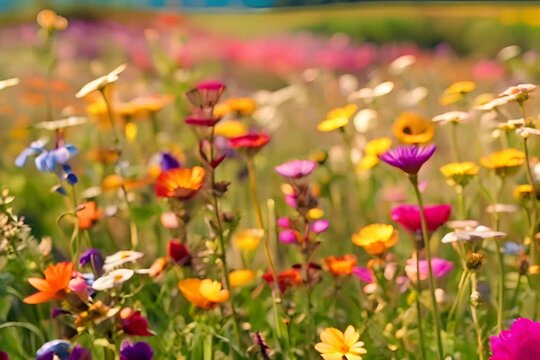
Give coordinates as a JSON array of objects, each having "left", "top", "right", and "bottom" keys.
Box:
[{"left": 2, "top": 8, "right": 540, "bottom": 360}]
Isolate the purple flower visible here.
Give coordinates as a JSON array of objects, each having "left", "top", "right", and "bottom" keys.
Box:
[
  {"left": 379, "top": 144, "right": 436, "bottom": 174},
  {"left": 120, "top": 342, "right": 153, "bottom": 360},
  {"left": 352, "top": 266, "right": 374, "bottom": 283},
  {"left": 275, "top": 160, "right": 317, "bottom": 179},
  {"left": 490, "top": 318, "right": 540, "bottom": 360},
  {"left": 405, "top": 257, "right": 453, "bottom": 281},
  {"left": 79, "top": 248, "right": 104, "bottom": 276},
  {"left": 160, "top": 152, "right": 181, "bottom": 171},
  {"left": 16, "top": 140, "right": 77, "bottom": 173},
  {"left": 311, "top": 219, "right": 329, "bottom": 234},
  {"left": 36, "top": 340, "right": 70, "bottom": 360},
  {"left": 69, "top": 345, "right": 91, "bottom": 360}
]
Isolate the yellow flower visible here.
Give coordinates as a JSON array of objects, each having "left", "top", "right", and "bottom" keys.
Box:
[
  {"left": 214, "top": 98, "right": 256, "bottom": 117},
  {"left": 352, "top": 224, "right": 398, "bottom": 256},
  {"left": 229, "top": 269, "right": 256, "bottom": 288},
  {"left": 315, "top": 325, "right": 367, "bottom": 360},
  {"left": 234, "top": 229, "right": 264, "bottom": 252},
  {"left": 317, "top": 104, "right": 358, "bottom": 132},
  {"left": 37, "top": 9, "right": 68, "bottom": 31},
  {"left": 392, "top": 112, "right": 434, "bottom": 144},
  {"left": 358, "top": 137, "right": 392, "bottom": 170},
  {"left": 480, "top": 148, "right": 525, "bottom": 176},
  {"left": 178, "top": 278, "right": 230, "bottom": 309},
  {"left": 308, "top": 208, "right": 325, "bottom": 220},
  {"left": 440, "top": 161, "right": 480, "bottom": 186},
  {"left": 214, "top": 120, "right": 248, "bottom": 138},
  {"left": 513, "top": 184, "right": 535, "bottom": 200},
  {"left": 325, "top": 255, "right": 357, "bottom": 276},
  {"left": 439, "top": 81, "right": 476, "bottom": 105}
]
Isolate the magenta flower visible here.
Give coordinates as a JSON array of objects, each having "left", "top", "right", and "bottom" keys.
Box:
[
  {"left": 379, "top": 144, "right": 437, "bottom": 174},
  {"left": 391, "top": 204, "right": 451, "bottom": 233},
  {"left": 405, "top": 257, "right": 454, "bottom": 281},
  {"left": 311, "top": 219, "right": 329, "bottom": 234},
  {"left": 275, "top": 160, "right": 317, "bottom": 179},
  {"left": 352, "top": 266, "right": 374, "bottom": 283},
  {"left": 490, "top": 318, "right": 540, "bottom": 360},
  {"left": 279, "top": 229, "right": 298, "bottom": 244},
  {"left": 277, "top": 217, "right": 291, "bottom": 228},
  {"left": 185, "top": 80, "right": 225, "bottom": 109},
  {"left": 185, "top": 114, "right": 221, "bottom": 127}
]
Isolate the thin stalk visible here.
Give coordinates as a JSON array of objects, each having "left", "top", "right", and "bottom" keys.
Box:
[
  {"left": 523, "top": 137, "right": 538, "bottom": 261},
  {"left": 414, "top": 252, "right": 427, "bottom": 360},
  {"left": 470, "top": 272, "right": 485, "bottom": 360},
  {"left": 446, "top": 269, "right": 469, "bottom": 333},
  {"left": 450, "top": 122, "right": 460, "bottom": 162},
  {"left": 409, "top": 175, "right": 444, "bottom": 360},
  {"left": 495, "top": 238, "right": 505, "bottom": 333}
]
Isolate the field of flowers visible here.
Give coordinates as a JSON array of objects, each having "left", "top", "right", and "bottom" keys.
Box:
[{"left": 1, "top": 6, "right": 540, "bottom": 360}]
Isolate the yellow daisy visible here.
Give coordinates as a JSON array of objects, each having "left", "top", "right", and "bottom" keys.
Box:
[{"left": 315, "top": 325, "right": 367, "bottom": 360}]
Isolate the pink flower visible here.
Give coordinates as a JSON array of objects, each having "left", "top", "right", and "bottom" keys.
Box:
[
  {"left": 279, "top": 230, "right": 298, "bottom": 244},
  {"left": 311, "top": 219, "right": 329, "bottom": 234},
  {"left": 69, "top": 273, "right": 89, "bottom": 301},
  {"left": 352, "top": 267, "right": 374, "bottom": 283},
  {"left": 405, "top": 257, "right": 453, "bottom": 281},
  {"left": 275, "top": 160, "right": 317, "bottom": 179},
  {"left": 185, "top": 80, "right": 225, "bottom": 108},
  {"left": 490, "top": 318, "right": 540, "bottom": 360},
  {"left": 391, "top": 204, "right": 451, "bottom": 233}
]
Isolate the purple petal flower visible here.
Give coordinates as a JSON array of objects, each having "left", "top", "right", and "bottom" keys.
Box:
[
  {"left": 69, "top": 345, "right": 91, "bottom": 360},
  {"left": 490, "top": 318, "right": 540, "bottom": 360},
  {"left": 311, "top": 219, "right": 329, "bottom": 234},
  {"left": 120, "top": 342, "right": 153, "bottom": 360},
  {"left": 275, "top": 160, "right": 317, "bottom": 179},
  {"left": 279, "top": 230, "right": 298, "bottom": 244},
  {"left": 379, "top": 144, "right": 436, "bottom": 174},
  {"left": 36, "top": 340, "right": 70, "bottom": 360},
  {"left": 79, "top": 248, "right": 104, "bottom": 276},
  {"left": 160, "top": 152, "right": 181, "bottom": 171},
  {"left": 352, "top": 266, "right": 374, "bottom": 283}
]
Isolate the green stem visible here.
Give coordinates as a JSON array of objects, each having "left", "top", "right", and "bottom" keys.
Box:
[
  {"left": 414, "top": 252, "right": 427, "bottom": 360},
  {"left": 409, "top": 175, "right": 444, "bottom": 360},
  {"left": 446, "top": 269, "right": 469, "bottom": 333},
  {"left": 523, "top": 137, "right": 538, "bottom": 262},
  {"left": 450, "top": 122, "right": 460, "bottom": 162},
  {"left": 470, "top": 272, "right": 485, "bottom": 360},
  {"left": 496, "top": 238, "right": 505, "bottom": 333}
]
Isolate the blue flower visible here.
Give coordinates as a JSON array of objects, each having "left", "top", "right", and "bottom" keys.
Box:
[
  {"left": 16, "top": 140, "right": 77, "bottom": 173},
  {"left": 36, "top": 340, "right": 70, "bottom": 360},
  {"left": 160, "top": 152, "right": 181, "bottom": 171}
]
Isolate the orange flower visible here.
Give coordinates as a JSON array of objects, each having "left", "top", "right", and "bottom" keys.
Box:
[
  {"left": 155, "top": 167, "right": 206, "bottom": 200},
  {"left": 392, "top": 112, "right": 434, "bottom": 144},
  {"left": 178, "top": 278, "right": 230, "bottom": 309},
  {"left": 352, "top": 224, "right": 398, "bottom": 256},
  {"left": 24, "top": 262, "right": 74, "bottom": 304},
  {"left": 325, "top": 255, "right": 357, "bottom": 276},
  {"left": 77, "top": 201, "right": 103, "bottom": 230}
]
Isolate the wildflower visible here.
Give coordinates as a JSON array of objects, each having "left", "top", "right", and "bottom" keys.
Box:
[
  {"left": 358, "top": 137, "right": 392, "bottom": 170},
  {"left": 352, "top": 224, "right": 398, "bottom": 255},
  {"left": 120, "top": 341, "right": 153, "bottom": 360},
  {"left": 475, "top": 96, "right": 514, "bottom": 111},
  {"left": 315, "top": 325, "right": 367, "bottom": 360},
  {"left": 262, "top": 268, "right": 303, "bottom": 293},
  {"left": 514, "top": 184, "right": 536, "bottom": 200},
  {"left": 325, "top": 255, "right": 357, "bottom": 276},
  {"left": 79, "top": 248, "right": 104, "bottom": 275},
  {"left": 185, "top": 80, "right": 226, "bottom": 109},
  {"left": 24, "top": 262, "right": 74, "bottom": 304},
  {"left": 440, "top": 162, "right": 479, "bottom": 186},
  {"left": 214, "top": 120, "right": 249, "bottom": 138},
  {"left": 92, "top": 269, "right": 134, "bottom": 291},
  {"left": 439, "top": 81, "right": 476, "bottom": 105},
  {"left": 499, "top": 83, "right": 536, "bottom": 103},
  {"left": 148, "top": 257, "right": 168, "bottom": 278},
  {"left": 75, "top": 64, "right": 127, "bottom": 98},
  {"left": 69, "top": 273, "right": 89, "bottom": 301},
  {"left": 120, "top": 308, "right": 154, "bottom": 336},
  {"left": 432, "top": 111, "right": 470, "bottom": 126},
  {"left": 178, "top": 278, "right": 230, "bottom": 309},
  {"left": 349, "top": 81, "right": 394, "bottom": 101},
  {"left": 229, "top": 269, "right": 256, "bottom": 288},
  {"left": 215, "top": 97, "right": 257, "bottom": 117},
  {"left": 312, "top": 219, "right": 330, "bottom": 234},
  {"left": 389, "top": 54, "right": 416, "bottom": 74},
  {"left": 441, "top": 225, "right": 506, "bottom": 243},
  {"left": 103, "top": 250, "right": 144, "bottom": 272},
  {"left": 167, "top": 239, "right": 191, "bottom": 265},
  {"left": 392, "top": 112, "right": 434, "bottom": 145},
  {"left": 480, "top": 148, "right": 525, "bottom": 176},
  {"left": 36, "top": 340, "right": 70, "bottom": 360},
  {"left": 353, "top": 109, "right": 378, "bottom": 133},
  {"left": 275, "top": 160, "right": 317, "bottom": 179},
  {"left": 154, "top": 166, "right": 206, "bottom": 200},
  {"left": 317, "top": 104, "right": 358, "bottom": 132},
  {"left": 490, "top": 317, "right": 540, "bottom": 360},
  {"left": 0, "top": 77, "right": 19, "bottom": 91},
  {"left": 234, "top": 228, "right": 264, "bottom": 251},
  {"left": 15, "top": 139, "right": 78, "bottom": 173},
  {"left": 391, "top": 204, "right": 452, "bottom": 233},
  {"left": 160, "top": 212, "right": 179, "bottom": 229},
  {"left": 36, "top": 9, "right": 68, "bottom": 31},
  {"left": 405, "top": 257, "right": 453, "bottom": 281},
  {"left": 229, "top": 133, "right": 270, "bottom": 154},
  {"left": 352, "top": 266, "right": 374, "bottom": 283},
  {"left": 279, "top": 229, "right": 299, "bottom": 244},
  {"left": 185, "top": 113, "right": 222, "bottom": 127},
  {"left": 379, "top": 144, "right": 436, "bottom": 175},
  {"left": 252, "top": 331, "right": 271, "bottom": 360},
  {"left": 32, "top": 116, "right": 87, "bottom": 131},
  {"left": 76, "top": 201, "right": 103, "bottom": 230},
  {"left": 159, "top": 152, "right": 181, "bottom": 171}
]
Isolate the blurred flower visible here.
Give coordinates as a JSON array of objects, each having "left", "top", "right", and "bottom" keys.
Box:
[
  {"left": 229, "top": 133, "right": 270, "bottom": 154},
  {"left": 160, "top": 212, "right": 178, "bottom": 229},
  {"left": 514, "top": 184, "right": 536, "bottom": 200},
  {"left": 352, "top": 224, "right": 398, "bottom": 255},
  {"left": 499, "top": 84, "right": 536, "bottom": 103},
  {"left": 312, "top": 219, "right": 330, "bottom": 234},
  {"left": 325, "top": 255, "right": 357, "bottom": 276},
  {"left": 391, "top": 204, "right": 451, "bottom": 233},
  {"left": 440, "top": 162, "right": 479, "bottom": 186},
  {"left": 349, "top": 81, "right": 394, "bottom": 102},
  {"left": 486, "top": 204, "right": 519, "bottom": 214},
  {"left": 24, "top": 262, "right": 74, "bottom": 304},
  {"left": 352, "top": 266, "right": 374, "bottom": 283},
  {"left": 315, "top": 325, "right": 367, "bottom": 360},
  {"left": 215, "top": 97, "right": 256, "bottom": 117},
  {"left": 76, "top": 64, "right": 126, "bottom": 98},
  {"left": 15, "top": 139, "right": 78, "bottom": 173},
  {"left": 490, "top": 317, "right": 540, "bottom": 360},
  {"left": 308, "top": 208, "right": 325, "bottom": 220},
  {"left": 405, "top": 257, "right": 453, "bottom": 281},
  {"left": 275, "top": 160, "right": 317, "bottom": 179},
  {"left": 185, "top": 113, "right": 222, "bottom": 127},
  {"left": 480, "top": 148, "right": 525, "bottom": 175},
  {"left": 120, "top": 308, "right": 154, "bottom": 336},
  {"left": 229, "top": 269, "right": 256, "bottom": 288},
  {"left": 234, "top": 228, "right": 264, "bottom": 251},
  {"left": 0, "top": 78, "right": 19, "bottom": 91},
  {"left": 148, "top": 257, "right": 168, "bottom": 279},
  {"left": 80, "top": 248, "right": 104, "bottom": 275},
  {"left": 37, "top": 9, "right": 68, "bottom": 31},
  {"left": 186, "top": 80, "right": 226, "bottom": 109},
  {"left": 92, "top": 269, "right": 134, "bottom": 291},
  {"left": 103, "top": 250, "right": 144, "bottom": 272},
  {"left": 439, "top": 81, "right": 476, "bottom": 105},
  {"left": 69, "top": 273, "right": 89, "bottom": 301},
  {"left": 353, "top": 109, "right": 378, "bottom": 133},
  {"left": 214, "top": 120, "right": 248, "bottom": 138},
  {"left": 70, "top": 345, "right": 91, "bottom": 360},
  {"left": 358, "top": 137, "right": 392, "bottom": 170},
  {"left": 279, "top": 229, "right": 299, "bottom": 244},
  {"left": 262, "top": 268, "right": 303, "bottom": 293},
  {"left": 36, "top": 340, "right": 70, "bottom": 360},
  {"left": 159, "top": 152, "right": 181, "bottom": 171},
  {"left": 317, "top": 104, "right": 357, "bottom": 132},
  {"left": 167, "top": 239, "right": 191, "bottom": 265},
  {"left": 154, "top": 166, "right": 206, "bottom": 200},
  {"left": 379, "top": 144, "right": 437, "bottom": 175},
  {"left": 516, "top": 126, "right": 540, "bottom": 139},
  {"left": 32, "top": 116, "right": 87, "bottom": 131},
  {"left": 392, "top": 112, "right": 434, "bottom": 144},
  {"left": 389, "top": 54, "right": 416, "bottom": 74},
  {"left": 178, "top": 278, "right": 230, "bottom": 309},
  {"left": 120, "top": 341, "right": 153, "bottom": 360},
  {"left": 441, "top": 225, "right": 506, "bottom": 243},
  {"left": 76, "top": 201, "right": 103, "bottom": 230},
  {"left": 432, "top": 111, "right": 470, "bottom": 126}
]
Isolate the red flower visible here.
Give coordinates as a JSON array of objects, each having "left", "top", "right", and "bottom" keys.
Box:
[
  {"left": 229, "top": 133, "right": 270, "bottom": 151},
  {"left": 185, "top": 80, "right": 226, "bottom": 109},
  {"left": 167, "top": 239, "right": 191, "bottom": 265},
  {"left": 262, "top": 268, "right": 302, "bottom": 293},
  {"left": 120, "top": 308, "right": 154, "bottom": 336},
  {"left": 391, "top": 204, "right": 451, "bottom": 233},
  {"left": 154, "top": 166, "right": 206, "bottom": 200}
]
